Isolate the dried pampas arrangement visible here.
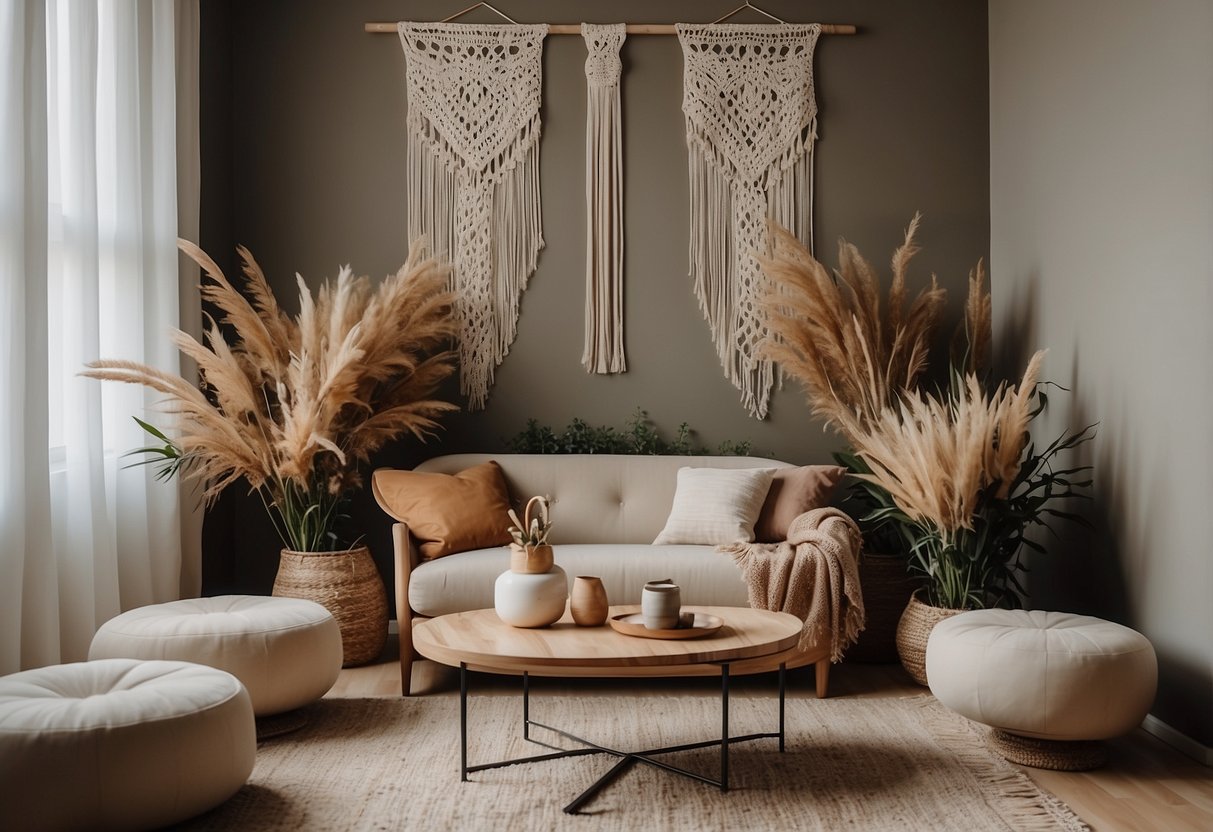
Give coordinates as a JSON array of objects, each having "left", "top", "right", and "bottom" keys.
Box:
[
  {"left": 760, "top": 217, "right": 1092, "bottom": 610},
  {"left": 82, "top": 239, "right": 458, "bottom": 551}
]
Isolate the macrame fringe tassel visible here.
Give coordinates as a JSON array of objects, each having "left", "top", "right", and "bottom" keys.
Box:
[
  {"left": 406, "top": 114, "right": 544, "bottom": 411},
  {"left": 582, "top": 23, "right": 626, "bottom": 375},
  {"left": 686, "top": 130, "right": 815, "bottom": 420},
  {"left": 582, "top": 81, "right": 625, "bottom": 373},
  {"left": 490, "top": 124, "right": 545, "bottom": 362}
]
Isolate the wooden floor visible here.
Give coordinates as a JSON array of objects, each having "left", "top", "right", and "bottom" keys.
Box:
[{"left": 329, "top": 637, "right": 1213, "bottom": 832}]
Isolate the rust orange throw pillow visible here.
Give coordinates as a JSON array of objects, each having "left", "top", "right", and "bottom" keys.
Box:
[
  {"left": 753, "top": 465, "right": 847, "bottom": 543},
  {"left": 371, "top": 460, "right": 512, "bottom": 559}
]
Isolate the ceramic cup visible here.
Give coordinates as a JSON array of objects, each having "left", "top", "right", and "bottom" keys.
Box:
[{"left": 641, "top": 579, "right": 681, "bottom": 629}]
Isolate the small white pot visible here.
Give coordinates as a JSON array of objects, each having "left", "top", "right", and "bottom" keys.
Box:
[
  {"left": 494, "top": 565, "right": 568, "bottom": 628},
  {"left": 641, "top": 580, "right": 681, "bottom": 629}
]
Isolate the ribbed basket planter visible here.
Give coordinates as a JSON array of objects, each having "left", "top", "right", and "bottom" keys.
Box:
[
  {"left": 895, "top": 591, "right": 964, "bottom": 686},
  {"left": 845, "top": 553, "right": 921, "bottom": 663},
  {"left": 273, "top": 546, "right": 388, "bottom": 667}
]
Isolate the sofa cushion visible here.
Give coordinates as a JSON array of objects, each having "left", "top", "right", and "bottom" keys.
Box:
[
  {"left": 413, "top": 454, "right": 793, "bottom": 544},
  {"left": 754, "top": 464, "right": 848, "bottom": 543},
  {"left": 653, "top": 467, "right": 776, "bottom": 545},
  {"left": 408, "top": 544, "right": 749, "bottom": 617},
  {"left": 371, "top": 460, "right": 512, "bottom": 559}
]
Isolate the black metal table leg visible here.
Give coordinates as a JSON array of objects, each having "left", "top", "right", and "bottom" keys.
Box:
[
  {"left": 460, "top": 662, "right": 468, "bottom": 782},
  {"left": 721, "top": 662, "right": 730, "bottom": 792},
  {"left": 563, "top": 755, "right": 637, "bottom": 814},
  {"left": 457, "top": 659, "right": 786, "bottom": 813},
  {"left": 779, "top": 662, "right": 786, "bottom": 752}
]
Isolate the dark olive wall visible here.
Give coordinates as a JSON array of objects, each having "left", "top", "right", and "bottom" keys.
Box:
[{"left": 199, "top": 1, "right": 990, "bottom": 595}]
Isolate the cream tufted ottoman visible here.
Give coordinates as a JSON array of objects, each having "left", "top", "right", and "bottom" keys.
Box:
[
  {"left": 89, "top": 595, "right": 342, "bottom": 717},
  {"left": 0, "top": 659, "right": 255, "bottom": 831},
  {"left": 926, "top": 609, "right": 1157, "bottom": 770}
]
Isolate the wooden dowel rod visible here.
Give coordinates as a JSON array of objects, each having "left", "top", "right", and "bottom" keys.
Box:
[{"left": 366, "top": 22, "right": 857, "bottom": 35}]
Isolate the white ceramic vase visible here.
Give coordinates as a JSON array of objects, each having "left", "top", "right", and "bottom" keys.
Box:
[{"left": 494, "top": 565, "right": 568, "bottom": 628}]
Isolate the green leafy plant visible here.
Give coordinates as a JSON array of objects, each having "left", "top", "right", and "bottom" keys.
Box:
[
  {"left": 508, "top": 408, "right": 752, "bottom": 456},
  {"left": 124, "top": 417, "right": 192, "bottom": 483}
]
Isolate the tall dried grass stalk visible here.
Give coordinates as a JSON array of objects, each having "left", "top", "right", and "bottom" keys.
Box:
[
  {"left": 759, "top": 214, "right": 948, "bottom": 437},
  {"left": 951, "top": 260, "right": 992, "bottom": 374},
  {"left": 82, "top": 239, "right": 457, "bottom": 548}
]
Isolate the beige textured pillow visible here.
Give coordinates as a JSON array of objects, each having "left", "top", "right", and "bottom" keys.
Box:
[
  {"left": 754, "top": 465, "right": 847, "bottom": 543},
  {"left": 652, "top": 467, "right": 777, "bottom": 545},
  {"left": 371, "top": 460, "right": 512, "bottom": 560}
]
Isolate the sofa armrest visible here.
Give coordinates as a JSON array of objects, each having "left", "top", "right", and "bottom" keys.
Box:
[{"left": 392, "top": 522, "right": 421, "bottom": 695}]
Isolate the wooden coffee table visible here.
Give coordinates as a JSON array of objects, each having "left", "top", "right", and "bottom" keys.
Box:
[{"left": 413, "top": 605, "right": 802, "bottom": 814}]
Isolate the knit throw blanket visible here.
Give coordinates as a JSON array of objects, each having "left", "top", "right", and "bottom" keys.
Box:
[{"left": 719, "top": 507, "right": 865, "bottom": 662}]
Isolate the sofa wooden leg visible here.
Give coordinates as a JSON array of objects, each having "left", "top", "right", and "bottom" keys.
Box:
[
  {"left": 400, "top": 653, "right": 414, "bottom": 697},
  {"left": 399, "top": 619, "right": 415, "bottom": 697},
  {"left": 815, "top": 658, "right": 830, "bottom": 699}
]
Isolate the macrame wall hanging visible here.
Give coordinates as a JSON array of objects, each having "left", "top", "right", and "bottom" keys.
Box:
[
  {"left": 397, "top": 22, "right": 548, "bottom": 410},
  {"left": 677, "top": 23, "right": 822, "bottom": 419},
  {"left": 581, "top": 23, "right": 627, "bottom": 374}
]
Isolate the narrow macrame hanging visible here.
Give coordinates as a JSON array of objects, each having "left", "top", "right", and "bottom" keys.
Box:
[
  {"left": 677, "top": 23, "right": 822, "bottom": 419},
  {"left": 581, "top": 23, "right": 627, "bottom": 374},
  {"left": 397, "top": 22, "right": 548, "bottom": 410}
]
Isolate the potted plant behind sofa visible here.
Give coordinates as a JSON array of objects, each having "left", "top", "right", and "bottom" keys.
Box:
[
  {"left": 758, "top": 215, "right": 948, "bottom": 661},
  {"left": 759, "top": 217, "right": 1093, "bottom": 680},
  {"left": 82, "top": 239, "right": 458, "bottom": 666}
]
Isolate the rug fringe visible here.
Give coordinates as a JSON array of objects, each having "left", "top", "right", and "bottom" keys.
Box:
[{"left": 911, "top": 696, "right": 1091, "bottom": 832}]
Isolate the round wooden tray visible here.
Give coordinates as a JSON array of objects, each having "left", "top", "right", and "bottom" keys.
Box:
[{"left": 608, "top": 612, "right": 724, "bottom": 640}]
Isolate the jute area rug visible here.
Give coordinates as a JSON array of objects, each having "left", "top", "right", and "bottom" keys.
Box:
[{"left": 176, "top": 692, "right": 1088, "bottom": 832}]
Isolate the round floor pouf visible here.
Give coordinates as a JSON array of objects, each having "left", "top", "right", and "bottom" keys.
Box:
[
  {"left": 0, "top": 659, "right": 255, "bottom": 832},
  {"left": 926, "top": 609, "right": 1157, "bottom": 770},
  {"left": 89, "top": 595, "right": 342, "bottom": 717}
]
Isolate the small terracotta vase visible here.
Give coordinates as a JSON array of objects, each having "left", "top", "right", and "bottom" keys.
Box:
[
  {"left": 509, "top": 543, "right": 554, "bottom": 574},
  {"left": 570, "top": 576, "right": 609, "bottom": 626}
]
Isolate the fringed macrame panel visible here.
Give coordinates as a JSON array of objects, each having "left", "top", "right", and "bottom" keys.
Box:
[
  {"left": 397, "top": 22, "right": 548, "bottom": 410},
  {"left": 677, "top": 23, "right": 822, "bottom": 419},
  {"left": 581, "top": 23, "right": 627, "bottom": 375}
]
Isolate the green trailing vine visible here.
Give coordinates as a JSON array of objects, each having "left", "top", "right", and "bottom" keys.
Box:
[{"left": 508, "top": 409, "right": 754, "bottom": 456}]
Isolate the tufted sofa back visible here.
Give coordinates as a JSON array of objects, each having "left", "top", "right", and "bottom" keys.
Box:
[{"left": 414, "top": 454, "right": 792, "bottom": 545}]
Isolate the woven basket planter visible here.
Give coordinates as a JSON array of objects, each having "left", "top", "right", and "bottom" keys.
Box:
[
  {"left": 895, "top": 591, "right": 964, "bottom": 686},
  {"left": 846, "top": 553, "right": 921, "bottom": 663},
  {"left": 273, "top": 546, "right": 388, "bottom": 667},
  {"left": 987, "top": 729, "right": 1109, "bottom": 771}
]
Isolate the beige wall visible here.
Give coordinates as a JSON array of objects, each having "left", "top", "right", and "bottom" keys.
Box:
[
  {"left": 989, "top": 0, "right": 1213, "bottom": 746},
  {"left": 198, "top": 3, "right": 989, "bottom": 603}
]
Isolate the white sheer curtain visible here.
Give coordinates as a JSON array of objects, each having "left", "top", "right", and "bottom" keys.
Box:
[{"left": 0, "top": 0, "right": 200, "bottom": 673}]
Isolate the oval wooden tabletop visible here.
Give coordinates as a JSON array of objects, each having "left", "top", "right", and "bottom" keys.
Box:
[{"left": 413, "top": 605, "right": 803, "bottom": 672}]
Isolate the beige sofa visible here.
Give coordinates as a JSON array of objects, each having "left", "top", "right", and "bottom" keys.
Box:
[{"left": 377, "top": 453, "right": 833, "bottom": 696}]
